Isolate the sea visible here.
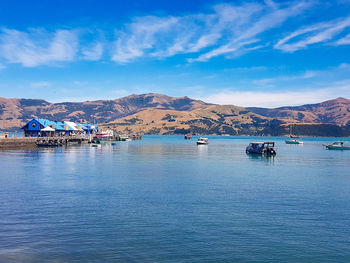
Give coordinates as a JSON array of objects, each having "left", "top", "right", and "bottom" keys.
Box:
[{"left": 0, "top": 135, "right": 350, "bottom": 262}]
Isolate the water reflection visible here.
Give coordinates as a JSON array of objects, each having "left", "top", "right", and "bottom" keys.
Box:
[{"left": 246, "top": 153, "right": 276, "bottom": 165}]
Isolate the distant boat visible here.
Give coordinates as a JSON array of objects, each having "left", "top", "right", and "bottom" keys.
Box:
[
  {"left": 246, "top": 142, "right": 276, "bottom": 155},
  {"left": 197, "top": 137, "right": 208, "bottom": 145},
  {"left": 285, "top": 124, "right": 303, "bottom": 144},
  {"left": 94, "top": 130, "right": 114, "bottom": 140},
  {"left": 285, "top": 139, "right": 303, "bottom": 144},
  {"left": 323, "top": 141, "right": 350, "bottom": 150},
  {"left": 119, "top": 135, "right": 131, "bottom": 141},
  {"left": 184, "top": 133, "right": 192, "bottom": 139}
]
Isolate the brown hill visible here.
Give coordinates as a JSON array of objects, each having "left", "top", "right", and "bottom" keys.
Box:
[
  {"left": 101, "top": 105, "right": 293, "bottom": 136},
  {"left": 0, "top": 94, "right": 349, "bottom": 136},
  {"left": 0, "top": 93, "right": 211, "bottom": 130},
  {"left": 247, "top": 97, "right": 350, "bottom": 126}
]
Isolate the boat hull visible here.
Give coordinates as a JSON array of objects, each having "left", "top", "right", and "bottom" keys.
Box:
[
  {"left": 285, "top": 140, "right": 303, "bottom": 144},
  {"left": 325, "top": 145, "right": 350, "bottom": 150}
]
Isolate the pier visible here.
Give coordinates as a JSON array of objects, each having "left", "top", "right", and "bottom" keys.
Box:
[{"left": 0, "top": 135, "right": 92, "bottom": 149}]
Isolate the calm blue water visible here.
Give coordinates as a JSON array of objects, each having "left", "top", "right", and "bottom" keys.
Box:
[{"left": 1, "top": 136, "right": 350, "bottom": 262}]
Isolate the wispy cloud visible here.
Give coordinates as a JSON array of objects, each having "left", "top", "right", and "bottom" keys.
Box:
[
  {"left": 0, "top": 28, "right": 78, "bottom": 67},
  {"left": 199, "top": 86, "right": 350, "bottom": 108},
  {"left": 2, "top": 0, "right": 350, "bottom": 67},
  {"left": 81, "top": 42, "right": 103, "bottom": 61},
  {"left": 30, "top": 81, "right": 52, "bottom": 88},
  {"left": 112, "top": 1, "right": 313, "bottom": 63},
  {"left": 275, "top": 17, "right": 350, "bottom": 52}
]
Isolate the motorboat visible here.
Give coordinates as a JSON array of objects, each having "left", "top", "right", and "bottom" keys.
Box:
[
  {"left": 285, "top": 139, "right": 303, "bottom": 144},
  {"left": 119, "top": 135, "right": 131, "bottom": 141},
  {"left": 323, "top": 141, "right": 350, "bottom": 150},
  {"left": 197, "top": 137, "right": 208, "bottom": 145},
  {"left": 246, "top": 142, "right": 276, "bottom": 155},
  {"left": 94, "top": 130, "right": 114, "bottom": 140}
]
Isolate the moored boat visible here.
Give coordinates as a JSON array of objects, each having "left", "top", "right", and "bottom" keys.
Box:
[
  {"left": 246, "top": 142, "right": 276, "bottom": 155},
  {"left": 184, "top": 133, "right": 192, "bottom": 139},
  {"left": 285, "top": 139, "right": 303, "bottom": 144},
  {"left": 323, "top": 141, "right": 350, "bottom": 150},
  {"left": 285, "top": 124, "right": 303, "bottom": 144},
  {"left": 197, "top": 137, "right": 208, "bottom": 145},
  {"left": 94, "top": 130, "right": 114, "bottom": 140}
]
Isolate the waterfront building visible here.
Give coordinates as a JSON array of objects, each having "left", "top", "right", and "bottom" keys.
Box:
[{"left": 21, "top": 118, "right": 97, "bottom": 137}]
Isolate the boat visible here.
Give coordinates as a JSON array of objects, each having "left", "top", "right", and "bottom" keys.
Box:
[
  {"left": 285, "top": 139, "right": 303, "bottom": 144},
  {"left": 184, "top": 133, "right": 192, "bottom": 139},
  {"left": 91, "top": 143, "right": 101, "bottom": 147},
  {"left": 246, "top": 142, "right": 276, "bottom": 155},
  {"left": 197, "top": 137, "right": 208, "bottom": 145},
  {"left": 94, "top": 130, "right": 114, "bottom": 140},
  {"left": 323, "top": 141, "right": 350, "bottom": 150},
  {"left": 285, "top": 124, "right": 303, "bottom": 144},
  {"left": 119, "top": 135, "right": 131, "bottom": 141}
]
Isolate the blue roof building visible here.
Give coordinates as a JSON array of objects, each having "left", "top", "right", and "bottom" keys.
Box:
[{"left": 22, "top": 118, "right": 97, "bottom": 137}]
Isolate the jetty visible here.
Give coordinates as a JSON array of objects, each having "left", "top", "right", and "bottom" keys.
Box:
[
  {"left": 36, "top": 136, "right": 91, "bottom": 147},
  {"left": 0, "top": 135, "right": 92, "bottom": 149},
  {"left": 0, "top": 137, "right": 37, "bottom": 149}
]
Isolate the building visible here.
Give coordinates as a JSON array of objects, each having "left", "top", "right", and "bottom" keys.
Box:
[{"left": 22, "top": 118, "right": 98, "bottom": 137}]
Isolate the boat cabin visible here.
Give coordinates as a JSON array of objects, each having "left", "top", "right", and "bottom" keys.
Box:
[{"left": 246, "top": 141, "right": 276, "bottom": 155}]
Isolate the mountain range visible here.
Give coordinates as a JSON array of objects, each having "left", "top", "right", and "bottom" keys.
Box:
[{"left": 0, "top": 94, "right": 349, "bottom": 136}]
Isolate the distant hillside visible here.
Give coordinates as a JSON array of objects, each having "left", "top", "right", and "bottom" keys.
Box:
[
  {"left": 0, "top": 93, "right": 211, "bottom": 130},
  {"left": 247, "top": 97, "right": 350, "bottom": 127},
  {"left": 0, "top": 94, "right": 349, "bottom": 136},
  {"left": 101, "top": 105, "right": 350, "bottom": 137}
]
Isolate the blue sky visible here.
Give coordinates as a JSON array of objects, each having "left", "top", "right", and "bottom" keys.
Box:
[{"left": 0, "top": 0, "right": 350, "bottom": 107}]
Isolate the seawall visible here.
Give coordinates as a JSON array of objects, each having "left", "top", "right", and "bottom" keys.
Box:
[{"left": 0, "top": 138, "right": 37, "bottom": 149}]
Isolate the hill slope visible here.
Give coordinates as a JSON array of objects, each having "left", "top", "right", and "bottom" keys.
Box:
[
  {"left": 101, "top": 105, "right": 350, "bottom": 137},
  {"left": 247, "top": 97, "right": 350, "bottom": 126},
  {"left": 0, "top": 93, "right": 211, "bottom": 130},
  {"left": 0, "top": 94, "right": 349, "bottom": 136}
]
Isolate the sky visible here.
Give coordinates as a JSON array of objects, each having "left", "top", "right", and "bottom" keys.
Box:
[{"left": 0, "top": 0, "right": 350, "bottom": 107}]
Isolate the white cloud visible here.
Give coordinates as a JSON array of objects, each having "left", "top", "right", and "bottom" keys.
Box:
[
  {"left": 30, "top": 81, "right": 52, "bottom": 88},
  {"left": 275, "top": 17, "right": 350, "bottom": 52},
  {"left": 334, "top": 33, "right": 350, "bottom": 45},
  {"left": 193, "top": 1, "right": 311, "bottom": 62},
  {"left": 0, "top": 29, "right": 78, "bottom": 67},
  {"left": 112, "top": 16, "right": 179, "bottom": 63},
  {"left": 81, "top": 42, "right": 103, "bottom": 61},
  {"left": 112, "top": 1, "right": 313, "bottom": 63},
  {"left": 199, "top": 86, "right": 350, "bottom": 108}
]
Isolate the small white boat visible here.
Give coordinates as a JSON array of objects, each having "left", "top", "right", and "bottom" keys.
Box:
[
  {"left": 119, "top": 135, "right": 131, "bottom": 141},
  {"left": 285, "top": 139, "right": 303, "bottom": 144},
  {"left": 91, "top": 143, "right": 101, "bottom": 147},
  {"left": 323, "top": 141, "right": 350, "bottom": 150},
  {"left": 197, "top": 137, "right": 209, "bottom": 145},
  {"left": 285, "top": 124, "right": 303, "bottom": 144}
]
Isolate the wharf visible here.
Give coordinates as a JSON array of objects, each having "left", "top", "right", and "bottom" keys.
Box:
[
  {"left": 0, "top": 138, "right": 37, "bottom": 149},
  {"left": 0, "top": 136, "right": 91, "bottom": 149}
]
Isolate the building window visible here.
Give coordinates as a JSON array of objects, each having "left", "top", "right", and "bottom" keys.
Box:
[{"left": 32, "top": 122, "right": 37, "bottom": 128}]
